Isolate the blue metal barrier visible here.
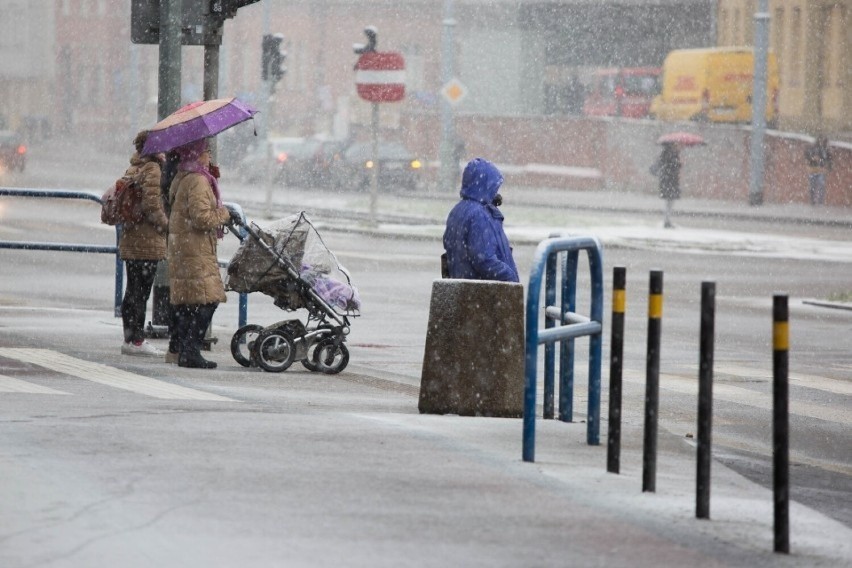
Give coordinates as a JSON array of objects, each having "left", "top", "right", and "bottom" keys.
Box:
[
  {"left": 0, "top": 188, "right": 123, "bottom": 316},
  {"left": 0, "top": 188, "right": 248, "bottom": 328},
  {"left": 523, "top": 236, "right": 604, "bottom": 462}
]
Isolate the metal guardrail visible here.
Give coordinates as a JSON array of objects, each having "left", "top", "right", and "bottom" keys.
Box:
[
  {"left": 523, "top": 235, "right": 604, "bottom": 463},
  {"left": 0, "top": 188, "right": 248, "bottom": 327},
  {"left": 0, "top": 187, "right": 123, "bottom": 315}
]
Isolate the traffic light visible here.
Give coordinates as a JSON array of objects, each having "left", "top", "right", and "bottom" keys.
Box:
[
  {"left": 262, "top": 34, "right": 286, "bottom": 85},
  {"left": 211, "top": 0, "right": 261, "bottom": 19}
]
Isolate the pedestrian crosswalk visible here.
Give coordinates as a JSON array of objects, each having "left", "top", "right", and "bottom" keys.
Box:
[
  {"left": 0, "top": 348, "right": 235, "bottom": 402},
  {"left": 625, "top": 370, "right": 852, "bottom": 426},
  {"left": 0, "top": 373, "right": 69, "bottom": 395},
  {"left": 550, "top": 361, "right": 852, "bottom": 427}
]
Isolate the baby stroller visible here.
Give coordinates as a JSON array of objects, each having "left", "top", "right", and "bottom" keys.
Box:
[{"left": 225, "top": 211, "right": 360, "bottom": 373}]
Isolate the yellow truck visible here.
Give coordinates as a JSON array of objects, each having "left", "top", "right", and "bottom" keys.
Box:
[{"left": 649, "top": 47, "right": 779, "bottom": 125}]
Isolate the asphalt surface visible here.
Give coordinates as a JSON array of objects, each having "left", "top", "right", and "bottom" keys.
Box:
[{"left": 1, "top": 139, "right": 850, "bottom": 566}]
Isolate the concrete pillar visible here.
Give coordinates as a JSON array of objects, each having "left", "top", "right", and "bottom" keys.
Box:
[{"left": 419, "top": 279, "right": 525, "bottom": 418}]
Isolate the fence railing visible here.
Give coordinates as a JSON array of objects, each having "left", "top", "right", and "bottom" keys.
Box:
[
  {"left": 0, "top": 187, "right": 248, "bottom": 327},
  {"left": 523, "top": 235, "right": 604, "bottom": 462}
]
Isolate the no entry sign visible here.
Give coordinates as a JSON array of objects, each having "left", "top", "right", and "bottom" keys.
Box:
[{"left": 355, "top": 51, "right": 406, "bottom": 103}]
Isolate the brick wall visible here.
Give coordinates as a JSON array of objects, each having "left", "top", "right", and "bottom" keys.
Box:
[{"left": 400, "top": 113, "right": 851, "bottom": 206}]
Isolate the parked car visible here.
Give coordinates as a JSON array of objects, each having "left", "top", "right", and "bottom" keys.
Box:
[
  {"left": 583, "top": 67, "right": 661, "bottom": 119},
  {"left": 331, "top": 141, "right": 423, "bottom": 192},
  {"left": 0, "top": 130, "right": 27, "bottom": 173},
  {"left": 237, "top": 137, "right": 312, "bottom": 184}
]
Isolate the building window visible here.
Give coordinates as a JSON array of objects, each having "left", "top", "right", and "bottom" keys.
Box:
[
  {"left": 790, "top": 7, "right": 801, "bottom": 87},
  {"left": 773, "top": 8, "right": 784, "bottom": 84},
  {"left": 733, "top": 8, "right": 740, "bottom": 45},
  {"left": 827, "top": 5, "right": 846, "bottom": 87}
]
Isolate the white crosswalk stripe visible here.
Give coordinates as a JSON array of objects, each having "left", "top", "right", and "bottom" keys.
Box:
[
  {"left": 710, "top": 364, "right": 852, "bottom": 396},
  {"left": 0, "top": 374, "right": 69, "bottom": 395},
  {"left": 624, "top": 370, "right": 852, "bottom": 426},
  {"left": 0, "top": 348, "right": 236, "bottom": 402}
]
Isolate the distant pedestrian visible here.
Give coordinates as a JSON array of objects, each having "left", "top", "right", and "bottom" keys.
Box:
[
  {"left": 651, "top": 142, "right": 681, "bottom": 228},
  {"left": 805, "top": 135, "right": 832, "bottom": 205},
  {"left": 564, "top": 72, "right": 585, "bottom": 115},
  {"left": 167, "top": 138, "right": 235, "bottom": 369},
  {"left": 119, "top": 130, "right": 169, "bottom": 357},
  {"left": 443, "top": 158, "right": 519, "bottom": 282}
]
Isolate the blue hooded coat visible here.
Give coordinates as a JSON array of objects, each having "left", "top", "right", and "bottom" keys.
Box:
[{"left": 443, "top": 158, "right": 519, "bottom": 282}]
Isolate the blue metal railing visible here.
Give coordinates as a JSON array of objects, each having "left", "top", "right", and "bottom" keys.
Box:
[
  {"left": 523, "top": 236, "right": 604, "bottom": 462},
  {"left": 0, "top": 188, "right": 248, "bottom": 327},
  {"left": 0, "top": 188, "right": 123, "bottom": 315}
]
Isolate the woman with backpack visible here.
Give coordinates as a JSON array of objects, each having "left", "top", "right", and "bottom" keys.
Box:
[{"left": 119, "top": 130, "right": 169, "bottom": 356}]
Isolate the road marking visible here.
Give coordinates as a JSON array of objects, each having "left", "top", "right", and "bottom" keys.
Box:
[
  {"left": 620, "top": 370, "right": 852, "bottom": 426},
  {"left": 0, "top": 374, "right": 70, "bottom": 395},
  {"left": 0, "top": 348, "right": 235, "bottom": 402},
  {"left": 705, "top": 364, "right": 852, "bottom": 397}
]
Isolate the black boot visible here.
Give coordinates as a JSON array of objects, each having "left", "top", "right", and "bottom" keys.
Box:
[
  {"left": 178, "top": 304, "right": 218, "bottom": 369},
  {"left": 178, "top": 351, "right": 217, "bottom": 369}
]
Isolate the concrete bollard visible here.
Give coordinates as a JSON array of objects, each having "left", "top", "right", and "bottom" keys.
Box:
[{"left": 419, "top": 279, "right": 525, "bottom": 418}]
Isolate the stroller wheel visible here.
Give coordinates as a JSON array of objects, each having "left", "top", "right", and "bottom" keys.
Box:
[
  {"left": 301, "top": 325, "right": 334, "bottom": 372},
  {"left": 312, "top": 338, "right": 350, "bottom": 375},
  {"left": 255, "top": 330, "right": 296, "bottom": 372},
  {"left": 231, "top": 324, "right": 264, "bottom": 368}
]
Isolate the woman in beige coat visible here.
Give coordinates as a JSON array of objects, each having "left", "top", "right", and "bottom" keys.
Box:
[
  {"left": 120, "top": 131, "right": 169, "bottom": 357},
  {"left": 168, "top": 138, "right": 233, "bottom": 368}
]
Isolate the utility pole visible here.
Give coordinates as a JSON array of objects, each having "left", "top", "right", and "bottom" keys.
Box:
[
  {"left": 439, "top": 0, "right": 456, "bottom": 193},
  {"left": 156, "top": 0, "right": 183, "bottom": 122},
  {"left": 439, "top": 0, "right": 458, "bottom": 191},
  {"left": 748, "top": 0, "right": 770, "bottom": 206},
  {"left": 262, "top": 1, "right": 275, "bottom": 218},
  {"left": 152, "top": 0, "right": 183, "bottom": 329},
  {"left": 203, "top": 22, "right": 223, "bottom": 161}
]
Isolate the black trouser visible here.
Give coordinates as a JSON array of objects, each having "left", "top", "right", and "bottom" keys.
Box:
[
  {"left": 174, "top": 303, "right": 218, "bottom": 358},
  {"left": 121, "top": 260, "right": 159, "bottom": 343}
]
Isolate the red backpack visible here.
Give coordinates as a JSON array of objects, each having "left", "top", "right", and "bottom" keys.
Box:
[{"left": 101, "top": 173, "right": 144, "bottom": 226}]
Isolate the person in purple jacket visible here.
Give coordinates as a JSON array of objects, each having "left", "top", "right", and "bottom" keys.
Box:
[{"left": 443, "top": 158, "right": 519, "bottom": 283}]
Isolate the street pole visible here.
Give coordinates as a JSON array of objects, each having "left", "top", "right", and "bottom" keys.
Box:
[
  {"left": 369, "top": 102, "right": 379, "bottom": 224},
  {"left": 157, "top": 0, "right": 182, "bottom": 121},
  {"left": 748, "top": 0, "right": 770, "bottom": 206},
  {"left": 439, "top": 0, "right": 456, "bottom": 193},
  {"left": 203, "top": 33, "right": 221, "bottom": 161},
  {"left": 262, "top": 2, "right": 275, "bottom": 218},
  {"left": 152, "top": 0, "right": 183, "bottom": 330}
]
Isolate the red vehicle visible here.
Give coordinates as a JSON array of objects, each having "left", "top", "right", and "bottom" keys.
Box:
[{"left": 583, "top": 67, "right": 661, "bottom": 119}]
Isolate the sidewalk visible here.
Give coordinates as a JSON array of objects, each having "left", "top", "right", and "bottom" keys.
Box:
[
  {"left": 1, "top": 305, "right": 850, "bottom": 567},
  {"left": 534, "top": 187, "right": 852, "bottom": 228}
]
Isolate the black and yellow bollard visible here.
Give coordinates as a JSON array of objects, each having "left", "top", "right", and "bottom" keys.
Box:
[
  {"left": 696, "top": 281, "right": 715, "bottom": 519},
  {"left": 773, "top": 295, "right": 790, "bottom": 554},
  {"left": 642, "top": 270, "right": 663, "bottom": 493},
  {"left": 607, "top": 266, "right": 626, "bottom": 474}
]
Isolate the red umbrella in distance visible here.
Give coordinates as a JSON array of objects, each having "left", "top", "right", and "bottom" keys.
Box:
[{"left": 657, "top": 132, "right": 705, "bottom": 146}]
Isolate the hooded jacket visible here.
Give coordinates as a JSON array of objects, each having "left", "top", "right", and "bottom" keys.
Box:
[
  {"left": 167, "top": 170, "right": 231, "bottom": 305},
  {"left": 118, "top": 153, "right": 168, "bottom": 260},
  {"left": 442, "top": 158, "right": 519, "bottom": 282}
]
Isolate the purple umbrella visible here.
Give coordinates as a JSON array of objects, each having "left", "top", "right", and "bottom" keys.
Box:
[{"left": 142, "top": 97, "right": 258, "bottom": 155}]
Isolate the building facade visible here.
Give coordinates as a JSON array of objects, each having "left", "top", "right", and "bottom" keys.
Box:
[
  {"left": 717, "top": 0, "right": 851, "bottom": 134},
  {"left": 0, "top": 1, "right": 55, "bottom": 137}
]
